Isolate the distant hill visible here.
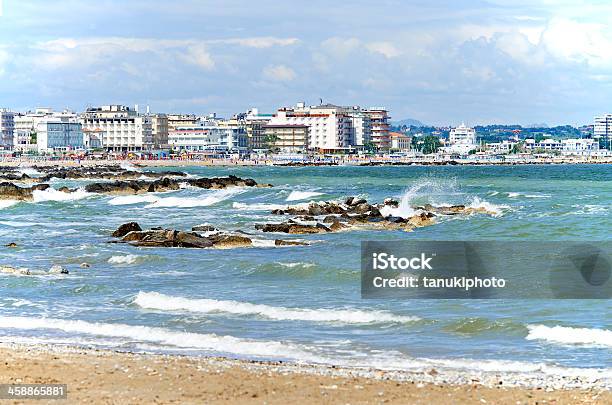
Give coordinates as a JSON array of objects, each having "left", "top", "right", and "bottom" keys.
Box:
[
  {"left": 392, "top": 118, "right": 425, "bottom": 127},
  {"left": 525, "top": 123, "right": 549, "bottom": 128}
]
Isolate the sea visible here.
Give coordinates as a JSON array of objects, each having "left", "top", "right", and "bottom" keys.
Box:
[{"left": 0, "top": 164, "right": 610, "bottom": 380}]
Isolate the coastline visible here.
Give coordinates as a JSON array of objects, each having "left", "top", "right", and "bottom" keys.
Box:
[
  {"left": 1, "top": 343, "right": 609, "bottom": 404},
  {"left": 0, "top": 157, "right": 611, "bottom": 168}
]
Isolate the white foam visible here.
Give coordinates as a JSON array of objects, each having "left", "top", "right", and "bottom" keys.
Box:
[
  {"left": 146, "top": 189, "right": 244, "bottom": 208},
  {"left": 16, "top": 166, "right": 41, "bottom": 177},
  {"left": 134, "top": 291, "right": 420, "bottom": 324},
  {"left": 108, "top": 254, "right": 141, "bottom": 265},
  {"left": 32, "top": 188, "right": 92, "bottom": 203},
  {"left": 507, "top": 192, "right": 520, "bottom": 198},
  {"left": 120, "top": 162, "right": 142, "bottom": 172},
  {"left": 277, "top": 262, "right": 316, "bottom": 268},
  {"left": 232, "top": 202, "right": 289, "bottom": 211},
  {"left": 108, "top": 194, "right": 160, "bottom": 206},
  {"left": 0, "top": 316, "right": 316, "bottom": 360},
  {"left": 526, "top": 325, "right": 612, "bottom": 347},
  {"left": 286, "top": 191, "right": 324, "bottom": 201},
  {"left": 251, "top": 239, "right": 278, "bottom": 247},
  {"left": 0, "top": 200, "right": 19, "bottom": 209},
  {"left": 468, "top": 197, "right": 509, "bottom": 217}
]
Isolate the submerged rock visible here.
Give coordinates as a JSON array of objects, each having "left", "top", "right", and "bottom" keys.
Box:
[
  {"left": 0, "top": 265, "right": 30, "bottom": 275},
  {"left": 49, "top": 265, "right": 69, "bottom": 274}
]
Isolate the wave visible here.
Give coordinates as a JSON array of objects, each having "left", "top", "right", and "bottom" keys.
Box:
[
  {"left": 0, "top": 316, "right": 316, "bottom": 360},
  {"left": 468, "top": 197, "right": 509, "bottom": 217},
  {"left": 286, "top": 191, "right": 324, "bottom": 201},
  {"left": 119, "top": 162, "right": 142, "bottom": 172},
  {"left": 133, "top": 291, "right": 420, "bottom": 324},
  {"left": 526, "top": 324, "right": 612, "bottom": 347},
  {"left": 108, "top": 254, "right": 141, "bottom": 265},
  {"left": 507, "top": 192, "right": 550, "bottom": 199},
  {"left": 108, "top": 194, "right": 160, "bottom": 206},
  {"left": 0, "top": 200, "right": 19, "bottom": 209},
  {"left": 232, "top": 202, "right": 289, "bottom": 211},
  {"left": 32, "top": 188, "right": 92, "bottom": 203},
  {"left": 276, "top": 262, "right": 317, "bottom": 269},
  {"left": 16, "top": 166, "right": 42, "bottom": 177}
]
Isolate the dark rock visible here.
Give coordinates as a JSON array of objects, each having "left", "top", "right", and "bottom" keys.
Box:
[
  {"left": 274, "top": 239, "right": 309, "bottom": 246},
  {"left": 191, "top": 224, "right": 217, "bottom": 232},
  {"left": 112, "top": 222, "right": 142, "bottom": 238}
]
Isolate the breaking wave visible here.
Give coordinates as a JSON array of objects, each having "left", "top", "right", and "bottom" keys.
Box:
[
  {"left": 286, "top": 191, "right": 324, "bottom": 201},
  {"left": 134, "top": 291, "right": 420, "bottom": 324},
  {"left": 32, "top": 188, "right": 92, "bottom": 203},
  {"left": 468, "top": 197, "right": 509, "bottom": 217},
  {"left": 0, "top": 200, "right": 19, "bottom": 209},
  {"left": 108, "top": 254, "right": 141, "bottom": 265},
  {"left": 108, "top": 189, "right": 243, "bottom": 208},
  {"left": 526, "top": 325, "right": 612, "bottom": 347},
  {"left": 119, "top": 162, "right": 142, "bottom": 172},
  {"left": 232, "top": 202, "right": 289, "bottom": 211}
]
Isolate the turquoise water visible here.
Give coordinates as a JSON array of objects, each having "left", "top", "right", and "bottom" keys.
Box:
[{"left": 0, "top": 165, "right": 610, "bottom": 376}]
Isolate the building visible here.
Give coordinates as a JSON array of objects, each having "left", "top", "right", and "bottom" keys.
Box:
[
  {"left": 242, "top": 108, "right": 274, "bottom": 151},
  {"left": 167, "top": 114, "right": 199, "bottom": 131},
  {"left": 524, "top": 138, "right": 600, "bottom": 155},
  {"left": 13, "top": 108, "right": 55, "bottom": 153},
  {"left": 363, "top": 108, "right": 390, "bottom": 150},
  {"left": 36, "top": 117, "right": 84, "bottom": 153},
  {"left": 446, "top": 123, "right": 477, "bottom": 154},
  {"left": 0, "top": 109, "right": 15, "bottom": 149},
  {"left": 151, "top": 114, "right": 169, "bottom": 149},
  {"left": 168, "top": 124, "right": 246, "bottom": 153},
  {"left": 389, "top": 132, "right": 411, "bottom": 151},
  {"left": 81, "top": 105, "right": 152, "bottom": 152},
  {"left": 594, "top": 114, "right": 612, "bottom": 148},
  {"left": 485, "top": 140, "right": 519, "bottom": 154},
  {"left": 263, "top": 124, "right": 309, "bottom": 152}
]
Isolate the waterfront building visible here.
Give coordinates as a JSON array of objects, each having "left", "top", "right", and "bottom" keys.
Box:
[
  {"left": 363, "top": 108, "right": 390, "bottom": 149},
  {"left": 389, "top": 132, "right": 411, "bottom": 151},
  {"left": 151, "top": 114, "right": 169, "bottom": 149},
  {"left": 263, "top": 124, "right": 309, "bottom": 152},
  {"left": 168, "top": 124, "right": 246, "bottom": 154},
  {"left": 167, "top": 114, "right": 199, "bottom": 131},
  {"left": 36, "top": 116, "right": 84, "bottom": 153},
  {"left": 446, "top": 123, "right": 477, "bottom": 154},
  {"left": 237, "top": 108, "right": 274, "bottom": 151},
  {"left": 594, "top": 114, "right": 612, "bottom": 147},
  {"left": 0, "top": 108, "right": 15, "bottom": 149},
  {"left": 485, "top": 140, "right": 519, "bottom": 154},
  {"left": 81, "top": 105, "right": 152, "bottom": 152},
  {"left": 524, "top": 138, "right": 600, "bottom": 155}
]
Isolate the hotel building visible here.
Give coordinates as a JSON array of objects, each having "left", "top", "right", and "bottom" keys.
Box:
[
  {"left": 446, "top": 123, "right": 477, "bottom": 154},
  {"left": 263, "top": 124, "right": 309, "bottom": 152},
  {"left": 363, "top": 108, "right": 390, "bottom": 149},
  {"left": 0, "top": 108, "right": 15, "bottom": 149},
  {"left": 168, "top": 124, "right": 246, "bottom": 153},
  {"left": 594, "top": 114, "right": 612, "bottom": 147},
  {"left": 81, "top": 105, "right": 153, "bottom": 152}
]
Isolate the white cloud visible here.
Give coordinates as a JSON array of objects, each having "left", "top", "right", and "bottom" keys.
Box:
[
  {"left": 0, "top": 49, "right": 9, "bottom": 76},
  {"left": 181, "top": 44, "right": 215, "bottom": 70},
  {"left": 215, "top": 37, "right": 298, "bottom": 48},
  {"left": 365, "top": 41, "right": 401, "bottom": 58},
  {"left": 262, "top": 64, "right": 296, "bottom": 81}
]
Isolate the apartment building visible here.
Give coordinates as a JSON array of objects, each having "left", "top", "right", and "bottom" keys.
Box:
[
  {"left": 151, "top": 114, "right": 169, "bottom": 149},
  {"left": 81, "top": 105, "right": 152, "bottom": 152},
  {"left": 0, "top": 108, "right": 15, "bottom": 149},
  {"left": 363, "top": 108, "right": 390, "bottom": 150},
  {"left": 168, "top": 124, "right": 246, "bottom": 153},
  {"left": 36, "top": 117, "right": 84, "bottom": 153},
  {"left": 263, "top": 124, "right": 309, "bottom": 152},
  {"left": 594, "top": 114, "right": 612, "bottom": 147}
]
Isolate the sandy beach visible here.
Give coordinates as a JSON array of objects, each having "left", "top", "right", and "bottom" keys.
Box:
[{"left": 0, "top": 345, "right": 608, "bottom": 404}]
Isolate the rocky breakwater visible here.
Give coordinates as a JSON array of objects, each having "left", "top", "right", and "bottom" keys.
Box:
[
  {"left": 111, "top": 222, "right": 308, "bottom": 249},
  {"left": 38, "top": 166, "right": 187, "bottom": 182},
  {"left": 0, "top": 182, "right": 50, "bottom": 201},
  {"left": 255, "top": 196, "right": 498, "bottom": 234},
  {"left": 86, "top": 175, "right": 271, "bottom": 195}
]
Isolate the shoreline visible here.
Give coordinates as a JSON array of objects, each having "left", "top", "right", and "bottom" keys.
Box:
[
  {"left": 1, "top": 158, "right": 612, "bottom": 168},
  {"left": 0, "top": 343, "right": 609, "bottom": 404}
]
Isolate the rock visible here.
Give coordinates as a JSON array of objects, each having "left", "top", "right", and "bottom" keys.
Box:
[
  {"left": 407, "top": 212, "right": 436, "bottom": 227},
  {"left": 208, "top": 234, "right": 252, "bottom": 249},
  {"left": 175, "top": 231, "right": 215, "bottom": 248},
  {"left": 112, "top": 222, "right": 142, "bottom": 238},
  {"left": 5, "top": 242, "right": 17, "bottom": 248},
  {"left": 274, "top": 239, "right": 309, "bottom": 246},
  {"left": 58, "top": 186, "right": 72, "bottom": 193},
  {"left": 80, "top": 263, "right": 90, "bottom": 268},
  {"left": 255, "top": 222, "right": 330, "bottom": 234},
  {"left": 191, "top": 224, "right": 217, "bottom": 232},
  {"left": 322, "top": 215, "right": 337, "bottom": 223},
  {"left": 329, "top": 220, "right": 345, "bottom": 231},
  {"left": 0, "top": 182, "right": 50, "bottom": 201},
  {"left": 384, "top": 198, "right": 399, "bottom": 208},
  {"left": 349, "top": 198, "right": 367, "bottom": 206},
  {"left": 49, "top": 265, "right": 69, "bottom": 274},
  {"left": 353, "top": 203, "right": 372, "bottom": 214}
]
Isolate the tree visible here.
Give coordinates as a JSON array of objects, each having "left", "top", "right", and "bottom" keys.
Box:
[
  {"left": 264, "top": 134, "right": 280, "bottom": 153},
  {"left": 413, "top": 135, "right": 441, "bottom": 154}
]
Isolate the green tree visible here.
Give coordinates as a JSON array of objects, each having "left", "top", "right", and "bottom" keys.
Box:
[{"left": 414, "top": 135, "right": 441, "bottom": 154}]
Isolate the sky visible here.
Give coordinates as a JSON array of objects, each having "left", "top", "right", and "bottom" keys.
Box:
[{"left": 0, "top": 0, "right": 611, "bottom": 126}]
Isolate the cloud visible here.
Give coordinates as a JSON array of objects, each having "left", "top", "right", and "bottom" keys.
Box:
[
  {"left": 181, "top": 44, "right": 215, "bottom": 70},
  {"left": 262, "top": 64, "right": 296, "bottom": 81},
  {"left": 365, "top": 41, "right": 401, "bottom": 58},
  {"left": 0, "top": 49, "right": 9, "bottom": 76},
  {"left": 215, "top": 37, "right": 299, "bottom": 48}
]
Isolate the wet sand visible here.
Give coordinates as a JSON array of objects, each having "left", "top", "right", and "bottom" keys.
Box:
[{"left": 0, "top": 345, "right": 609, "bottom": 404}]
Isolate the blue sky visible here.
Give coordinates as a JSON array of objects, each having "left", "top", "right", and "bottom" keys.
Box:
[{"left": 0, "top": 0, "right": 611, "bottom": 125}]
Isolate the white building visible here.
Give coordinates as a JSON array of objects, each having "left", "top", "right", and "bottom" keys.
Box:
[
  {"left": 594, "top": 114, "right": 612, "bottom": 147},
  {"left": 168, "top": 124, "right": 246, "bottom": 153},
  {"left": 81, "top": 105, "right": 152, "bottom": 152},
  {"left": 524, "top": 138, "right": 600, "bottom": 155},
  {"left": 446, "top": 123, "right": 477, "bottom": 154},
  {"left": 36, "top": 116, "right": 84, "bottom": 154},
  {"left": 485, "top": 140, "right": 519, "bottom": 154},
  {"left": 0, "top": 109, "right": 15, "bottom": 149}
]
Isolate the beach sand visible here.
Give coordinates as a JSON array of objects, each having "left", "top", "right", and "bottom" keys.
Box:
[{"left": 0, "top": 345, "right": 609, "bottom": 404}]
